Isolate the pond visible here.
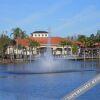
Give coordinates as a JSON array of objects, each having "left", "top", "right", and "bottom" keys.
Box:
[{"left": 0, "top": 59, "right": 100, "bottom": 100}]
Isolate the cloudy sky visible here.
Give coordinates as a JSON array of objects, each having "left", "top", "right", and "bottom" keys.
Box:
[{"left": 0, "top": 0, "right": 100, "bottom": 37}]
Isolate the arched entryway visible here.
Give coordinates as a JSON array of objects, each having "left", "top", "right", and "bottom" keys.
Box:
[{"left": 39, "top": 47, "right": 53, "bottom": 55}]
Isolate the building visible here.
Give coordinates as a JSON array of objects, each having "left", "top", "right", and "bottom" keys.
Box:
[
  {"left": 31, "top": 31, "right": 48, "bottom": 37},
  {"left": 6, "top": 31, "right": 81, "bottom": 56}
]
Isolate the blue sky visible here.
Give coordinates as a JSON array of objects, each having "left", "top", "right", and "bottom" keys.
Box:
[{"left": 0, "top": 0, "right": 100, "bottom": 37}]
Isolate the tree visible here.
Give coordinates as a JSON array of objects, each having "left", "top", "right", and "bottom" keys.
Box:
[
  {"left": 29, "top": 40, "right": 40, "bottom": 54},
  {"left": 0, "top": 34, "right": 10, "bottom": 59},
  {"left": 85, "top": 37, "right": 94, "bottom": 48},
  {"left": 10, "top": 27, "right": 28, "bottom": 57},
  {"left": 95, "top": 30, "right": 100, "bottom": 42},
  {"left": 10, "top": 39, "right": 16, "bottom": 46},
  {"left": 72, "top": 44, "right": 79, "bottom": 55},
  {"left": 78, "top": 35, "right": 87, "bottom": 44},
  {"left": 90, "top": 34, "right": 95, "bottom": 41},
  {"left": 59, "top": 40, "right": 67, "bottom": 48},
  {"left": 11, "top": 27, "right": 27, "bottom": 39},
  {"left": 77, "top": 35, "right": 91, "bottom": 48}
]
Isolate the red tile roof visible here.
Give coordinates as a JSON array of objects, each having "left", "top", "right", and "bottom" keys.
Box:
[
  {"left": 16, "top": 38, "right": 29, "bottom": 47},
  {"left": 16, "top": 37, "right": 63, "bottom": 47},
  {"left": 16, "top": 37, "right": 84, "bottom": 47},
  {"left": 30, "top": 37, "right": 63, "bottom": 45}
]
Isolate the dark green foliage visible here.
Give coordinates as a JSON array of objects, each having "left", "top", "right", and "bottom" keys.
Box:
[
  {"left": 72, "top": 44, "right": 79, "bottom": 54},
  {"left": 0, "top": 34, "right": 10, "bottom": 55},
  {"left": 59, "top": 40, "right": 67, "bottom": 47},
  {"left": 11, "top": 27, "right": 27, "bottom": 39},
  {"left": 77, "top": 30, "right": 100, "bottom": 47},
  {"left": 29, "top": 40, "right": 40, "bottom": 49}
]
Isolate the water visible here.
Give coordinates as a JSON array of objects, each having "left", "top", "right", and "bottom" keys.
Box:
[
  {"left": 0, "top": 60, "right": 100, "bottom": 100},
  {"left": 0, "top": 34, "right": 100, "bottom": 100}
]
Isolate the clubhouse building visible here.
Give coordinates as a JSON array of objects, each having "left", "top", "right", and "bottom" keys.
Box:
[{"left": 6, "top": 31, "right": 82, "bottom": 56}]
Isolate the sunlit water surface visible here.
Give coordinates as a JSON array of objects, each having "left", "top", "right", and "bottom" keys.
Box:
[{"left": 0, "top": 60, "right": 100, "bottom": 100}]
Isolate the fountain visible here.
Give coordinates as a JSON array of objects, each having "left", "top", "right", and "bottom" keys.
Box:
[
  {"left": 40, "top": 30, "right": 55, "bottom": 67},
  {"left": 2, "top": 30, "right": 98, "bottom": 75}
]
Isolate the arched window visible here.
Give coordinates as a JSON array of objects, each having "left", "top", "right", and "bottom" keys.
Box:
[{"left": 38, "top": 34, "right": 40, "bottom": 37}]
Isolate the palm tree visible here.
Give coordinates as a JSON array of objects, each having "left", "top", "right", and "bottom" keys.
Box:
[
  {"left": 11, "top": 27, "right": 27, "bottom": 39},
  {"left": 11, "top": 27, "right": 27, "bottom": 59}
]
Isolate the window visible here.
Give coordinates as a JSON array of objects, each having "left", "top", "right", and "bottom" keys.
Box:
[{"left": 38, "top": 34, "right": 40, "bottom": 37}]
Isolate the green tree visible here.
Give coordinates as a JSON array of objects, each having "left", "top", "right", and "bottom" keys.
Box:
[
  {"left": 10, "top": 39, "right": 16, "bottom": 46},
  {"left": 11, "top": 27, "right": 28, "bottom": 56},
  {"left": 29, "top": 40, "right": 40, "bottom": 50},
  {"left": 77, "top": 35, "right": 91, "bottom": 48},
  {"left": 11, "top": 27, "right": 27, "bottom": 39},
  {"left": 72, "top": 44, "right": 79, "bottom": 54},
  {"left": 59, "top": 40, "right": 67, "bottom": 48},
  {"left": 78, "top": 35, "right": 87, "bottom": 44},
  {"left": 85, "top": 37, "right": 94, "bottom": 48},
  {"left": 90, "top": 34, "right": 95, "bottom": 40},
  {"left": 0, "top": 34, "right": 10, "bottom": 59},
  {"left": 95, "top": 30, "right": 100, "bottom": 42}
]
